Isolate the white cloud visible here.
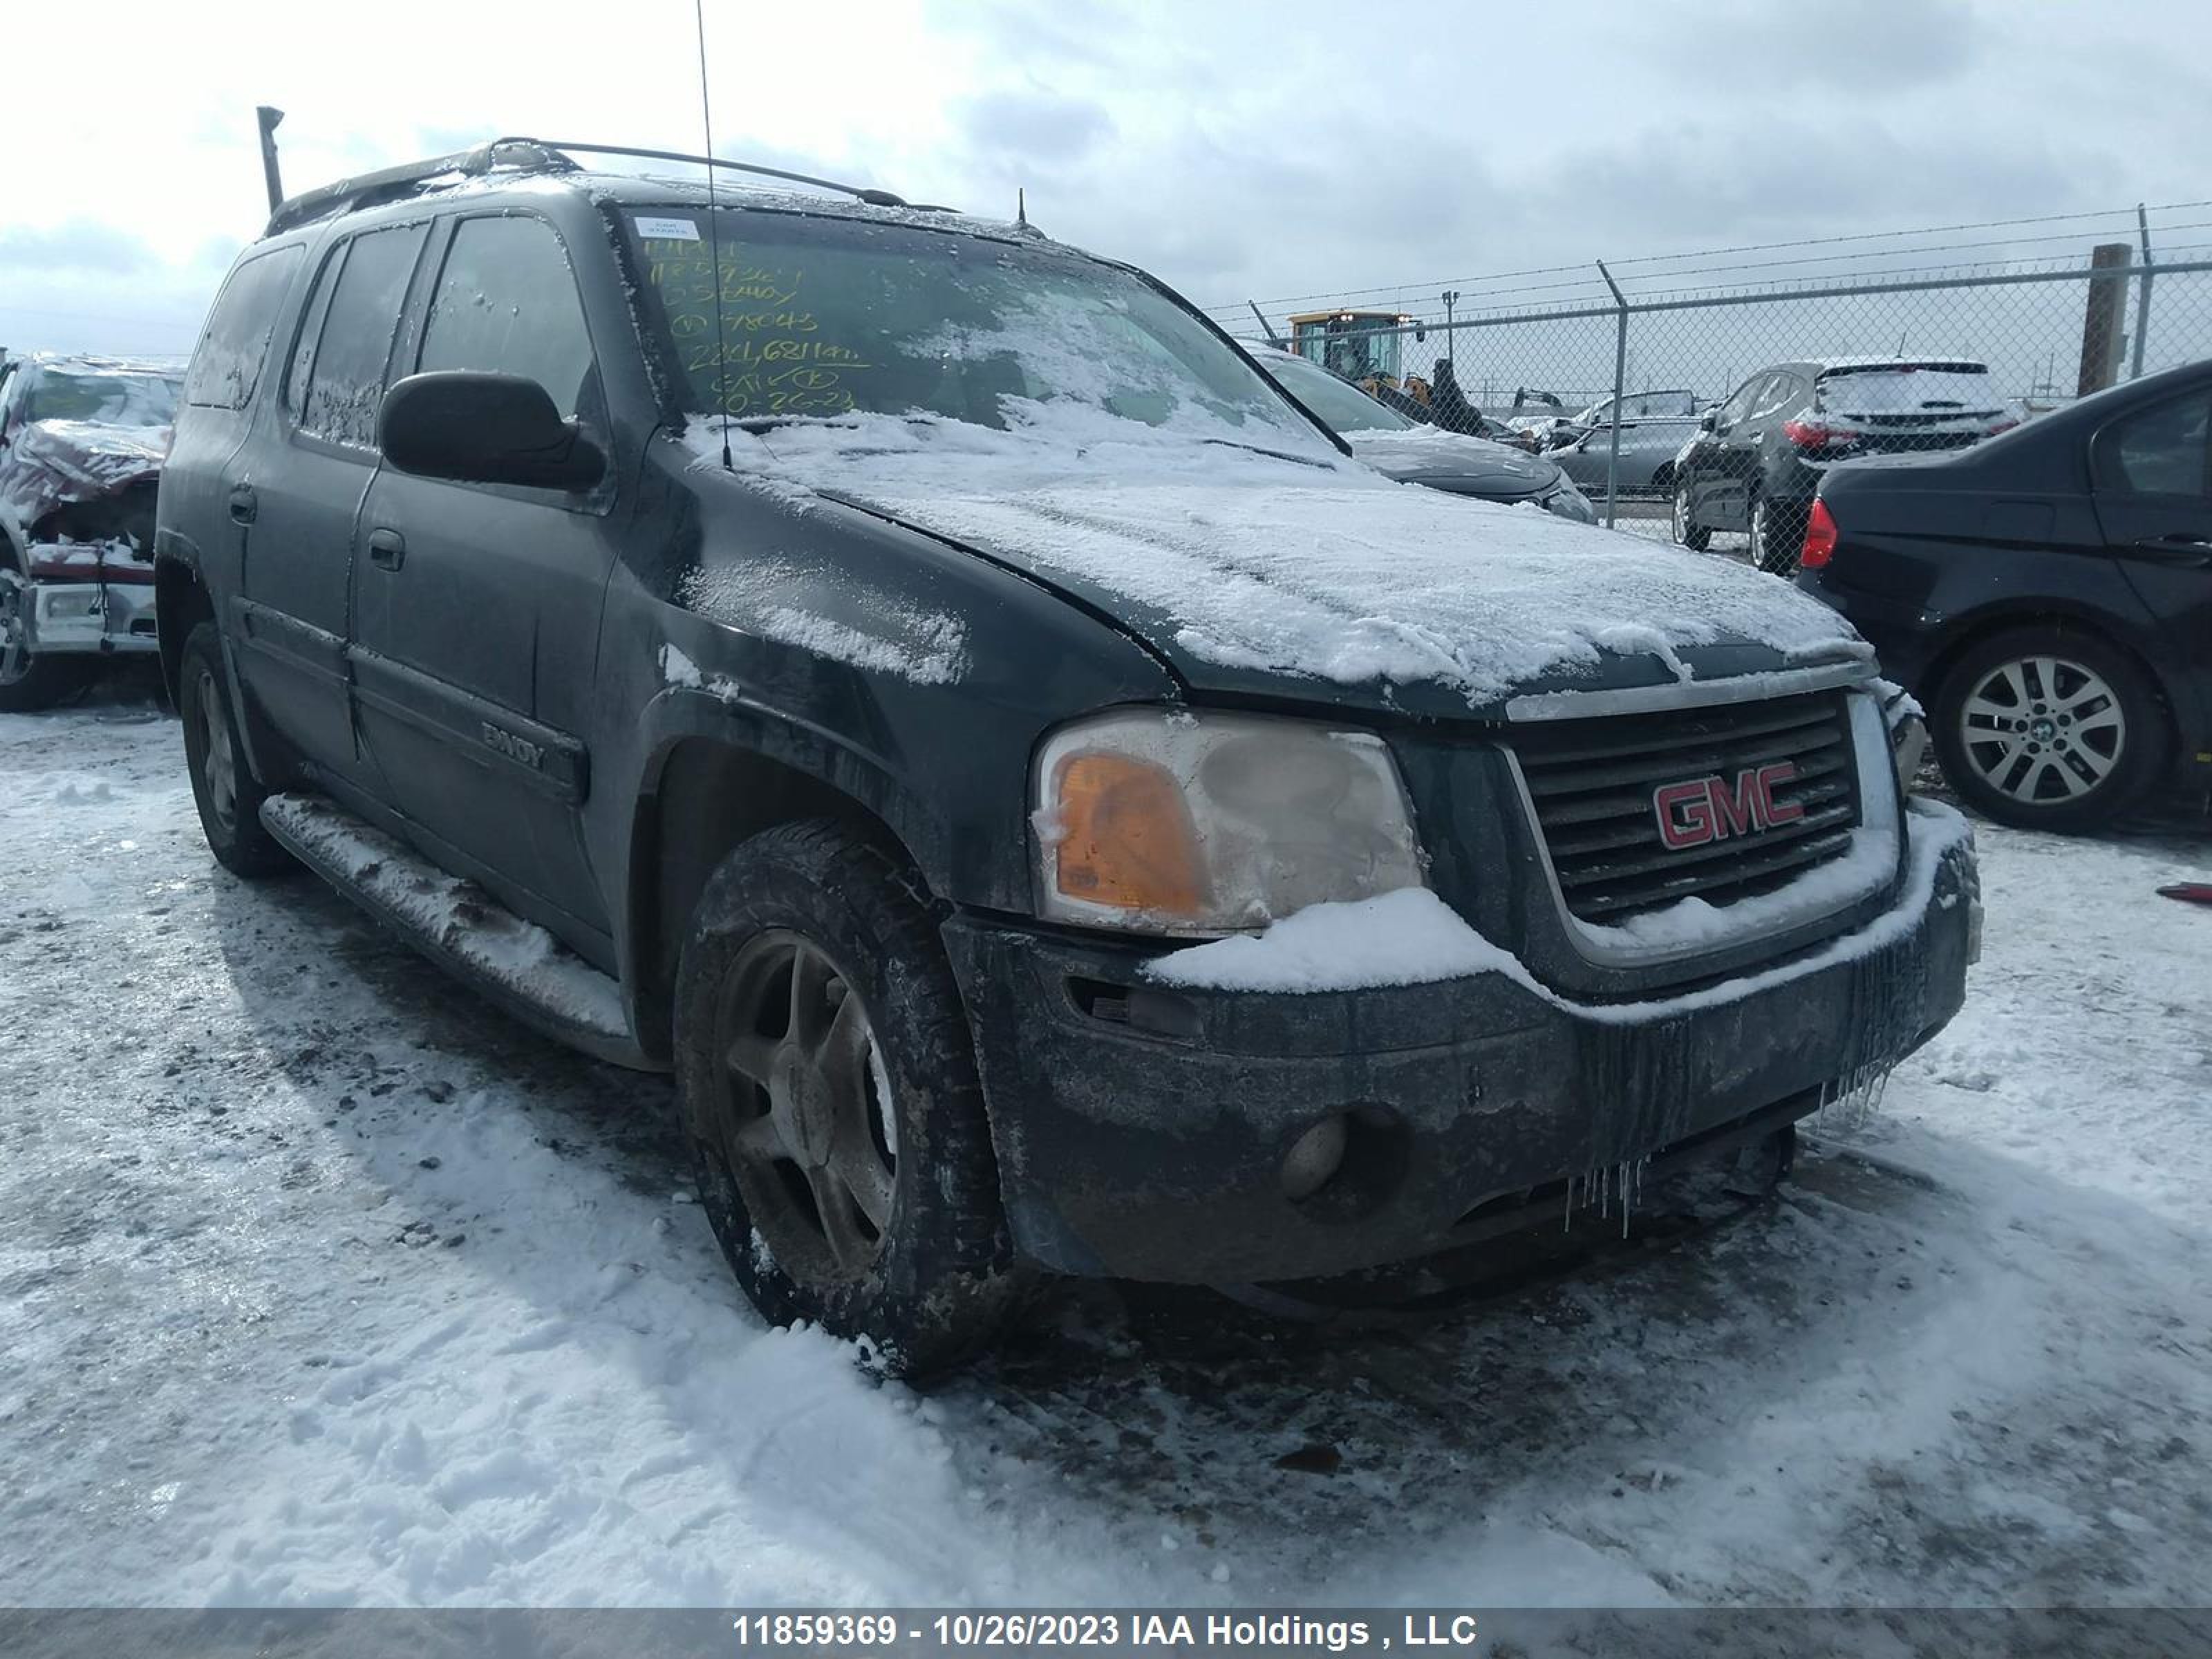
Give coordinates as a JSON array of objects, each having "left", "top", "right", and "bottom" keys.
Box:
[{"left": 2, "top": 0, "right": 2204, "bottom": 354}]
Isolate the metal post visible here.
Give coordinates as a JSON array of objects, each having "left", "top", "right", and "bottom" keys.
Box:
[
  {"left": 1441, "top": 290, "right": 1459, "bottom": 368},
  {"left": 1246, "top": 300, "right": 1284, "bottom": 348},
  {"left": 1595, "top": 260, "right": 1628, "bottom": 529},
  {"left": 256, "top": 106, "right": 286, "bottom": 214},
  {"left": 2133, "top": 204, "right": 2155, "bottom": 379}
]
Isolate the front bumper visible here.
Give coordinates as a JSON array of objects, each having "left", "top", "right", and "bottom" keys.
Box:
[
  {"left": 946, "top": 803, "right": 1978, "bottom": 1284},
  {"left": 19, "top": 577, "right": 160, "bottom": 656}
]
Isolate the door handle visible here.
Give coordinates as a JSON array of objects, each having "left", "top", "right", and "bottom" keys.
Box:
[
  {"left": 228, "top": 484, "right": 257, "bottom": 525},
  {"left": 367, "top": 528, "right": 406, "bottom": 571}
]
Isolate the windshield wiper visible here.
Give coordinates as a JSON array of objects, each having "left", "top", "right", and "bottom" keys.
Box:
[{"left": 1200, "top": 437, "right": 1335, "bottom": 469}]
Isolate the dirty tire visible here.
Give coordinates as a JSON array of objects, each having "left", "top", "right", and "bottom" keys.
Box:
[
  {"left": 1751, "top": 494, "right": 1808, "bottom": 575},
  {"left": 178, "top": 623, "right": 292, "bottom": 878},
  {"left": 675, "top": 819, "right": 1026, "bottom": 1376},
  {"left": 1671, "top": 474, "right": 1710, "bottom": 552},
  {"left": 1929, "top": 625, "right": 2166, "bottom": 832}
]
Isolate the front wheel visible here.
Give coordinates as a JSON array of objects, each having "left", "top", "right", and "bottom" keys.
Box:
[
  {"left": 1930, "top": 627, "right": 2166, "bottom": 832},
  {"left": 1671, "top": 474, "right": 1710, "bottom": 551},
  {"left": 675, "top": 821, "right": 1026, "bottom": 1375},
  {"left": 1750, "top": 494, "right": 1808, "bottom": 575}
]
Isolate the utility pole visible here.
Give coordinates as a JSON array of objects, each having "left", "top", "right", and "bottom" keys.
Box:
[{"left": 2077, "top": 242, "right": 2131, "bottom": 397}]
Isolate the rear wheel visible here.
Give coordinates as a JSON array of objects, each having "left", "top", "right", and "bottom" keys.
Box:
[
  {"left": 1930, "top": 626, "right": 2166, "bottom": 832},
  {"left": 1750, "top": 494, "right": 1807, "bottom": 575},
  {"left": 675, "top": 820, "right": 1026, "bottom": 1375},
  {"left": 178, "top": 623, "right": 292, "bottom": 877},
  {"left": 0, "top": 569, "right": 97, "bottom": 713},
  {"left": 1671, "top": 474, "right": 1711, "bottom": 551}
]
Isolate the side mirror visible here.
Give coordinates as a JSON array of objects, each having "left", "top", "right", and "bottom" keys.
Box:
[{"left": 379, "top": 371, "right": 606, "bottom": 492}]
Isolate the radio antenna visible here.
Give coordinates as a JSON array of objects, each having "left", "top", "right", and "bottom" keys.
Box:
[{"left": 693, "top": 0, "right": 733, "bottom": 469}]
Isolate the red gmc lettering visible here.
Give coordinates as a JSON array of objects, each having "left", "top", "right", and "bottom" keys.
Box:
[{"left": 1653, "top": 762, "right": 1803, "bottom": 850}]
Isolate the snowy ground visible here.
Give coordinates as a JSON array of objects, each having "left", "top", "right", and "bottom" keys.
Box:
[{"left": 3, "top": 683, "right": 2209, "bottom": 1611}]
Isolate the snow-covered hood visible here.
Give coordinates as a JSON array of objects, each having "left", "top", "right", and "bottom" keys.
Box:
[
  {"left": 697, "top": 415, "right": 1874, "bottom": 718},
  {"left": 1342, "top": 426, "right": 1563, "bottom": 496},
  {"left": 0, "top": 418, "right": 171, "bottom": 533}
]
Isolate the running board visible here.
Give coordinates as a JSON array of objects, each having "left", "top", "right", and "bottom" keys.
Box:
[{"left": 259, "top": 794, "right": 655, "bottom": 1070}]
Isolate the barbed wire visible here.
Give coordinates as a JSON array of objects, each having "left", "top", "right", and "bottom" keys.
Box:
[{"left": 1202, "top": 200, "right": 2212, "bottom": 321}]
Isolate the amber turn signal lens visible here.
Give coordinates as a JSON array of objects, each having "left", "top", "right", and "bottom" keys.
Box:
[{"left": 1051, "top": 753, "right": 1206, "bottom": 915}]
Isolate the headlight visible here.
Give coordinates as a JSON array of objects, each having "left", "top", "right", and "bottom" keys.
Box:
[{"left": 1031, "top": 709, "right": 1427, "bottom": 936}]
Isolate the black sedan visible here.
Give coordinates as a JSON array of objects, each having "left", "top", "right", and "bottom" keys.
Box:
[{"left": 1799, "top": 358, "right": 2211, "bottom": 831}]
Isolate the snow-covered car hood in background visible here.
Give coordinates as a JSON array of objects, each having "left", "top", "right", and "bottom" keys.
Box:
[
  {"left": 0, "top": 418, "right": 171, "bottom": 539},
  {"left": 1340, "top": 426, "right": 1564, "bottom": 496},
  {"left": 694, "top": 414, "right": 1873, "bottom": 718}
]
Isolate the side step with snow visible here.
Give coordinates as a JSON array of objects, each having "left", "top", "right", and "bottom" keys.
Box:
[{"left": 259, "top": 794, "right": 656, "bottom": 1071}]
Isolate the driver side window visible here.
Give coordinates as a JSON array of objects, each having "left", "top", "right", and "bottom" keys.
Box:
[{"left": 1716, "top": 375, "right": 1762, "bottom": 430}]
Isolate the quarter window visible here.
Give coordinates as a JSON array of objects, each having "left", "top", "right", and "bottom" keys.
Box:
[
  {"left": 2097, "top": 393, "right": 2211, "bottom": 498},
  {"left": 296, "top": 224, "right": 429, "bottom": 449},
  {"left": 185, "top": 245, "right": 304, "bottom": 410},
  {"left": 417, "top": 216, "right": 597, "bottom": 418}
]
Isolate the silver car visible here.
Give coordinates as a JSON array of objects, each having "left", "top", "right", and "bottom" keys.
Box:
[{"left": 1546, "top": 388, "right": 1706, "bottom": 496}]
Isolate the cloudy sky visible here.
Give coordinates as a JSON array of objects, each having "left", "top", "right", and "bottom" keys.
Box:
[{"left": 3, "top": 0, "right": 2207, "bottom": 359}]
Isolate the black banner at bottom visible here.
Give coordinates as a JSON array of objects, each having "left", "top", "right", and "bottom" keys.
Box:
[{"left": 0, "top": 1606, "right": 2206, "bottom": 1659}]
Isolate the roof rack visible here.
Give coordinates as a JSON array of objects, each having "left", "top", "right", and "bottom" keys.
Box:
[
  {"left": 263, "top": 136, "right": 949, "bottom": 238},
  {"left": 518, "top": 140, "right": 941, "bottom": 211},
  {"left": 263, "top": 139, "right": 573, "bottom": 236}
]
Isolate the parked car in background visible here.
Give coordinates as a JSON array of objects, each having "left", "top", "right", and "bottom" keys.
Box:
[
  {"left": 158, "top": 138, "right": 1976, "bottom": 1371},
  {"left": 0, "top": 353, "right": 183, "bottom": 709},
  {"left": 1673, "top": 358, "right": 2018, "bottom": 573},
  {"left": 1546, "top": 388, "right": 1707, "bottom": 498},
  {"left": 1799, "top": 357, "right": 2211, "bottom": 831},
  {"left": 1251, "top": 345, "right": 1597, "bottom": 522}
]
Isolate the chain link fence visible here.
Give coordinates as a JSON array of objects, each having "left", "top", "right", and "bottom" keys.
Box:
[{"left": 1211, "top": 203, "right": 2212, "bottom": 570}]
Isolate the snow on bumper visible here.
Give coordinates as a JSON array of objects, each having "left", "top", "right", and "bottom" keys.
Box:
[{"left": 944, "top": 802, "right": 1978, "bottom": 1282}]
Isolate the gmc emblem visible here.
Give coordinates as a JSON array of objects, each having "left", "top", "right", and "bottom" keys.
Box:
[{"left": 1653, "top": 762, "right": 1805, "bottom": 850}]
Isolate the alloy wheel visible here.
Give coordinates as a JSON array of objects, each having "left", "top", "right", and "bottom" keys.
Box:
[
  {"left": 195, "top": 666, "right": 239, "bottom": 832},
  {"left": 1957, "top": 655, "right": 2126, "bottom": 806},
  {"left": 707, "top": 931, "right": 898, "bottom": 1282}
]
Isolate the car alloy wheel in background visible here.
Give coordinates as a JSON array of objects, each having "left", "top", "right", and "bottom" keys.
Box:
[
  {"left": 1931, "top": 626, "right": 2166, "bottom": 832},
  {"left": 1957, "top": 655, "right": 2126, "bottom": 808},
  {"left": 1672, "top": 476, "right": 1710, "bottom": 550}
]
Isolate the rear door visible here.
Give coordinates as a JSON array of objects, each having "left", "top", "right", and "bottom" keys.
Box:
[
  {"left": 350, "top": 209, "right": 618, "bottom": 941},
  {"left": 232, "top": 222, "right": 429, "bottom": 794},
  {"left": 2090, "top": 386, "right": 2212, "bottom": 733}
]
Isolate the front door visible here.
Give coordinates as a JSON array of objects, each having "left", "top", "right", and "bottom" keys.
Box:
[
  {"left": 2092, "top": 386, "right": 2212, "bottom": 713},
  {"left": 350, "top": 211, "right": 617, "bottom": 944}
]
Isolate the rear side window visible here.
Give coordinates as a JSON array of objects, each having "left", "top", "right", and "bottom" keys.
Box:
[
  {"left": 417, "top": 216, "right": 597, "bottom": 418},
  {"left": 185, "top": 245, "right": 303, "bottom": 409},
  {"left": 1747, "top": 372, "right": 1800, "bottom": 422},
  {"left": 2097, "top": 393, "right": 2211, "bottom": 498},
  {"left": 295, "top": 224, "right": 429, "bottom": 449}
]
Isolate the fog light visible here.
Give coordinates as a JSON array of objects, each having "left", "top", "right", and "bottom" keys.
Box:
[{"left": 1280, "top": 1114, "right": 1349, "bottom": 1201}]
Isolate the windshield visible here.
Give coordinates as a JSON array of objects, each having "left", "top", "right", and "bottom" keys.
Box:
[
  {"left": 21, "top": 369, "right": 180, "bottom": 428},
  {"left": 626, "top": 211, "right": 1322, "bottom": 448},
  {"left": 1260, "top": 351, "right": 1413, "bottom": 433}
]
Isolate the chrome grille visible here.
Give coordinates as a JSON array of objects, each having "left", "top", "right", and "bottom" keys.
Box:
[{"left": 1508, "top": 691, "right": 1862, "bottom": 925}]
